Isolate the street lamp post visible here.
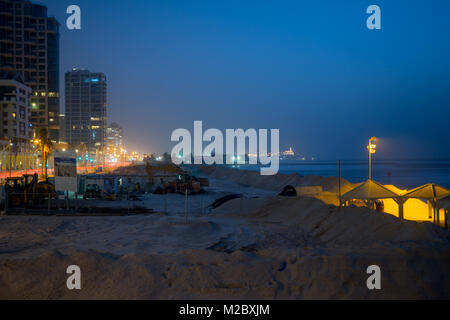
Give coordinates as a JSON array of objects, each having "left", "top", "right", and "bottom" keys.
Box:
[
  {"left": 8, "top": 140, "right": 14, "bottom": 178},
  {"left": 367, "top": 137, "right": 377, "bottom": 180}
]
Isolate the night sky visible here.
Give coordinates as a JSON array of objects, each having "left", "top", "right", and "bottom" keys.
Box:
[{"left": 40, "top": 0, "right": 450, "bottom": 160}]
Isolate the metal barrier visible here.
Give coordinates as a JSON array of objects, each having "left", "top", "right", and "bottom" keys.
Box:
[
  {"left": 1, "top": 191, "right": 209, "bottom": 222},
  {"left": 2, "top": 192, "right": 153, "bottom": 216}
]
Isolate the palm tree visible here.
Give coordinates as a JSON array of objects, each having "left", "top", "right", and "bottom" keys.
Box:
[{"left": 38, "top": 129, "right": 52, "bottom": 180}]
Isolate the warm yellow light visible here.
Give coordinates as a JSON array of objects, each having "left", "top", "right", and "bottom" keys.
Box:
[{"left": 367, "top": 137, "right": 377, "bottom": 154}]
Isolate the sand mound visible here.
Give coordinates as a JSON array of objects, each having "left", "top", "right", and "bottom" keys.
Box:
[
  {"left": 1, "top": 170, "right": 449, "bottom": 299},
  {"left": 213, "top": 196, "right": 450, "bottom": 247},
  {"left": 200, "top": 166, "right": 355, "bottom": 193},
  {"left": 111, "top": 165, "right": 147, "bottom": 175},
  {"left": 1, "top": 243, "right": 449, "bottom": 299}
]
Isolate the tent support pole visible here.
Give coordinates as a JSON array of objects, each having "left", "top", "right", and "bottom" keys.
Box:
[
  {"left": 433, "top": 205, "right": 436, "bottom": 225},
  {"left": 338, "top": 160, "right": 342, "bottom": 207},
  {"left": 436, "top": 205, "right": 440, "bottom": 227},
  {"left": 397, "top": 198, "right": 404, "bottom": 220},
  {"left": 445, "top": 210, "right": 449, "bottom": 230}
]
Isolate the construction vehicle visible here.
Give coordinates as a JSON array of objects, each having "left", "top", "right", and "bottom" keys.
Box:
[
  {"left": 146, "top": 162, "right": 206, "bottom": 195},
  {"left": 175, "top": 175, "right": 202, "bottom": 195},
  {"left": 4, "top": 177, "right": 25, "bottom": 207},
  {"left": 153, "top": 175, "right": 202, "bottom": 195},
  {"left": 83, "top": 184, "right": 102, "bottom": 200},
  {"left": 4, "top": 174, "right": 57, "bottom": 207}
]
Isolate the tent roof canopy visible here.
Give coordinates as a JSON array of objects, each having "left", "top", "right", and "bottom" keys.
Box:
[
  {"left": 342, "top": 179, "right": 400, "bottom": 201},
  {"left": 402, "top": 184, "right": 450, "bottom": 201}
]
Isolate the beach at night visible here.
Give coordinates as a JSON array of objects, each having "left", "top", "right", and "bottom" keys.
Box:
[
  {"left": 1, "top": 0, "right": 450, "bottom": 309},
  {"left": 1, "top": 165, "right": 449, "bottom": 299}
]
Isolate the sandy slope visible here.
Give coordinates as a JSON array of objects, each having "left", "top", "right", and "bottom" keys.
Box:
[
  {"left": 199, "top": 165, "right": 356, "bottom": 193},
  {"left": 0, "top": 168, "right": 449, "bottom": 299}
]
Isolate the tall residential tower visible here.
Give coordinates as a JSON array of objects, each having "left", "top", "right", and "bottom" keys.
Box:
[
  {"left": 0, "top": 0, "right": 60, "bottom": 141},
  {"left": 106, "top": 122, "right": 123, "bottom": 150},
  {"left": 65, "top": 69, "right": 107, "bottom": 159},
  {"left": 0, "top": 71, "right": 31, "bottom": 142}
]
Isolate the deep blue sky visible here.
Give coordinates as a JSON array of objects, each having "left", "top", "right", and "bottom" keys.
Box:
[{"left": 40, "top": 0, "right": 450, "bottom": 159}]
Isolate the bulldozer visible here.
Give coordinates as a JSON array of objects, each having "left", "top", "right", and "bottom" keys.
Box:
[
  {"left": 146, "top": 162, "right": 206, "bottom": 195},
  {"left": 4, "top": 173, "right": 57, "bottom": 207}
]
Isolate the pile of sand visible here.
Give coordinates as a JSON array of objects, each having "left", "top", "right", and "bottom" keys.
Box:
[
  {"left": 200, "top": 166, "right": 355, "bottom": 193},
  {"left": 1, "top": 196, "right": 449, "bottom": 299},
  {"left": 1, "top": 243, "right": 449, "bottom": 299},
  {"left": 1, "top": 167, "right": 449, "bottom": 299},
  {"left": 111, "top": 165, "right": 147, "bottom": 176},
  {"left": 213, "top": 196, "right": 450, "bottom": 247}
]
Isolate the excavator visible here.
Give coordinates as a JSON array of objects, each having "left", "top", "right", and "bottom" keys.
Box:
[
  {"left": 4, "top": 173, "right": 57, "bottom": 207},
  {"left": 146, "top": 162, "right": 207, "bottom": 195}
]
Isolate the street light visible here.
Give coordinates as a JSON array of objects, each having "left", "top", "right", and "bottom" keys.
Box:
[{"left": 367, "top": 137, "right": 377, "bottom": 180}]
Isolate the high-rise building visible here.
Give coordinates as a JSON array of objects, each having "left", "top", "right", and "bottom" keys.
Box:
[
  {"left": 0, "top": 71, "right": 38, "bottom": 172},
  {"left": 106, "top": 122, "right": 123, "bottom": 150},
  {"left": 58, "top": 113, "right": 65, "bottom": 141},
  {"left": 65, "top": 69, "right": 107, "bottom": 158},
  {"left": 0, "top": 0, "right": 60, "bottom": 141},
  {"left": 0, "top": 71, "right": 31, "bottom": 142},
  {"left": 105, "top": 122, "right": 124, "bottom": 162}
]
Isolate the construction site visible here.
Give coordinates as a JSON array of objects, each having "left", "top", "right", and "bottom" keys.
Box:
[{"left": 0, "top": 158, "right": 211, "bottom": 217}]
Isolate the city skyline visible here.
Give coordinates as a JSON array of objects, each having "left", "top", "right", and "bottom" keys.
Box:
[
  {"left": 0, "top": 0, "right": 450, "bottom": 302},
  {"left": 24, "top": 0, "right": 450, "bottom": 159}
]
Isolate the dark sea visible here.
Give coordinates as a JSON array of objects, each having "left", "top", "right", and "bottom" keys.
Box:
[{"left": 233, "top": 160, "right": 450, "bottom": 190}]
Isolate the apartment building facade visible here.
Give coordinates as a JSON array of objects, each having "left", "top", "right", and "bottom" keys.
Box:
[
  {"left": 0, "top": 0, "right": 60, "bottom": 141},
  {"left": 0, "top": 71, "right": 31, "bottom": 141},
  {"left": 65, "top": 69, "right": 107, "bottom": 160}
]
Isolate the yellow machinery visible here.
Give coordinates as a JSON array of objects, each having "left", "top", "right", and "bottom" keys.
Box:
[
  {"left": 145, "top": 162, "right": 204, "bottom": 195},
  {"left": 5, "top": 174, "right": 57, "bottom": 207}
]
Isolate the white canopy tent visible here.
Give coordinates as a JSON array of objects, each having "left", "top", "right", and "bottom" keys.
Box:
[
  {"left": 342, "top": 180, "right": 450, "bottom": 226},
  {"left": 342, "top": 180, "right": 404, "bottom": 217},
  {"left": 401, "top": 184, "right": 450, "bottom": 225}
]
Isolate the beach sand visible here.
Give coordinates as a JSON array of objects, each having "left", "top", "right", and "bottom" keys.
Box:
[{"left": 0, "top": 166, "right": 449, "bottom": 299}]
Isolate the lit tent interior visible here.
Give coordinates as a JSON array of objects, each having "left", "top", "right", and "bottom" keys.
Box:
[{"left": 342, "top": 180, "right": 450, "bottom": 227}]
